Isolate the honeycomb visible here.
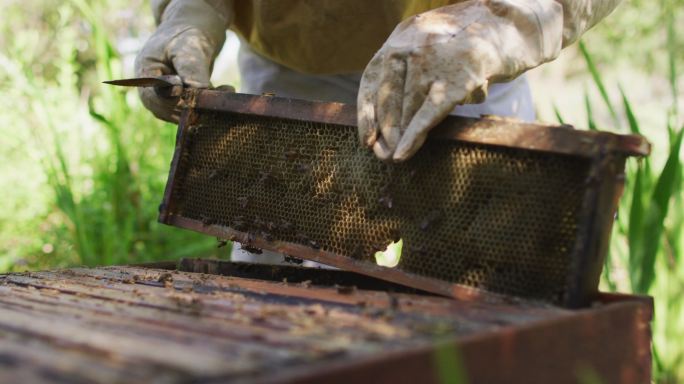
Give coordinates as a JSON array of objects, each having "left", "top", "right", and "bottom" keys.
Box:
[{"left": 169, "top": 111, "right": 591, "bottom": 303}]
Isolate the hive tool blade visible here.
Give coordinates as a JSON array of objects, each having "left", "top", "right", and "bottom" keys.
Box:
[{"left": 103, "top": 75, "right": 183, "bottom": 98}]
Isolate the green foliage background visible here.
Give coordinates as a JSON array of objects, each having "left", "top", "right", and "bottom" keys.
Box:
[
  {"left": 0, "top": 0, "right": 224, "bottom": 271},
  {"left": 0, "top": 0, "right": 682, "bottom": 382}
]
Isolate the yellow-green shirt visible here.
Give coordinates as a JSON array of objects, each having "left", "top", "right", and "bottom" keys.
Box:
[{"left": 230, "top": 0, "right": 458, "bottom": 74}]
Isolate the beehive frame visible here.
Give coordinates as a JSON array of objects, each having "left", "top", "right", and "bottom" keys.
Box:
[{"left": 159, "top": 89, "right": 649, "bottom": 307}]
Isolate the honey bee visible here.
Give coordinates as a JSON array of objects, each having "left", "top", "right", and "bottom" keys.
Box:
[
  {"left": 284, "top": 255, "right": 304, "bottom": 265},
  {"left": 284, "top": 149, "right": 299, "bottom": 161},
  {"left": 378, "top": 195, "right": 393, "bottom": 209},
  {"left": 240, "top": 244, "right": 263, "bottom": 254},
  {"left": 216, "top": 238, "right": 229, "bottom": 248}
]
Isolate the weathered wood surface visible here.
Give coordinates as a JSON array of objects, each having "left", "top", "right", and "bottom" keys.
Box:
[{"left": 0, "top": 263, "right": 651, "bottom": 383}]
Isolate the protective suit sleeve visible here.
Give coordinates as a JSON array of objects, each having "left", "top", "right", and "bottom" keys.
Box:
[{"left": 357, "top": 0, "right": 620, "bottom": 161}]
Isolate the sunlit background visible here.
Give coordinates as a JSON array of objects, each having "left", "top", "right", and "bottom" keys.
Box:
[{"left": 1, "top": 0, "right": 682, "bottom": 381}]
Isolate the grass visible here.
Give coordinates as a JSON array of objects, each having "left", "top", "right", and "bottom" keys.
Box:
[
  {"left": 433, "top": 343, "right": 468, "bottom": 384},
  {"left": 559, "top": 41, "right": 684, "bottom": 383},
  {"left": 0, "top": 1, "right": 226, "bottom": 270}
]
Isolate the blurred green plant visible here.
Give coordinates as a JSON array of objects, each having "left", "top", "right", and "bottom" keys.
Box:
[
  {"left": 433, "top": 342, "right": 468, "bottom": 384},
  {"left": 576, "top": 0, "right": 684, "bottom": 76},
  {"left": 0, "top": 0, "right": 225, "bottom": 270},
  {"left": 559, "top": 41, "right": 683, "bottom": 383}
]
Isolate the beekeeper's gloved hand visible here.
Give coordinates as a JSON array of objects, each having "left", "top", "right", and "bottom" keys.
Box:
[
  {"left": 135, "top": 0, "right": 232, "bottom": 122},
  {"left": 358, "top": 0, "right": 620, "bottom": 162}
]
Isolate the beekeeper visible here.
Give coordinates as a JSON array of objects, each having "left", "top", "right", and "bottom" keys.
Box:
[{"left": 136, "top": 0, "right": 619, "bottom": 263}]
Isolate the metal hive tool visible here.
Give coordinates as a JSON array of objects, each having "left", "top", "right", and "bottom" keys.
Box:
[{"left": 151, "top": 87, "right": 649, "bottom": 308}]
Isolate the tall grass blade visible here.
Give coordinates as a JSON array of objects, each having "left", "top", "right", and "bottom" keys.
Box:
[
  {"left": 627, "top": 163, "right": 644, "bottom": 288},
  {"left": 636, "top": 126, "right": 684, "bottom": 293},
  {"left": 665, "top": 8, "right": 678, "bottom": 116},
  {"left": 433, "top": 342, "right": 468, "bottom": 384},
  {"left": 584, "top": 90, "right": 598, "bottom": 131},
  {"left": 619, "top": 85, "right": 640, "bottom": 135},
  {"left": 579, "top": 41, "right": 620, "bottom": 130},
  {"left": 552, "top": 103, "right": 565, "bottom": 124},
  {"left": 576, "top": 365, "right": 605, "bottom": 384},
  {"left": 622, "top": 84, "right": 650, "bottom": 288},
  {"left": 666, "top": 165, "right": 683, "bottom": 265}
]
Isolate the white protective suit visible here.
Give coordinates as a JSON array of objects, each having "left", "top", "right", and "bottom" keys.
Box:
[{"left": 136, "top": 0, "right": 621, "bottom": 265}]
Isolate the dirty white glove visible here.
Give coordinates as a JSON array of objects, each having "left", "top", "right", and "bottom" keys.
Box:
[
  {"left": 358, "top": 0, "right": 620, "bottom": 162},
  {"left": 135, "top": 0, "right": 232, "bottom": 122}
]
